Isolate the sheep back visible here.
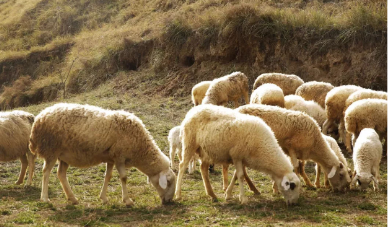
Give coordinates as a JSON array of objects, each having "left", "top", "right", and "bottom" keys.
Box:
[
  {"left": 253, "top": 73, "right": 304, "bottom": 95},
  {"left": 250, "top": 83, "right": 285, "bottom": 107},
  {"left": 325, "top": 85, "right": 362, "bottom": 121},
  {"left": 191, "top": 81, "right": 212, "bottom": 105},
  {"left": 344, "top": 89, "right": 387, "bottom": 114},
  {"left": 295, "top": 81, "right": 334, "bottom": 108}
]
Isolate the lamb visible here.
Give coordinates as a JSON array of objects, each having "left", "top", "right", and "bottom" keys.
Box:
[
  {"left": 314, "top": 135, "right": 351, "bottom": 188},
  {"left": 342, "top": 89, "right": 387, "bottom": 152},
  {"left": 284, "top": 95, "right": 326, "bottom": 127},
  {"left": 202, "top": 71, "right": 249, "bottom": 108},
  {"left": 351, "top": 128, "right": 382, "bottom": 191},
  {"left": 29, "top": 103, "right": 176, "bottom": 205},
  {"left": 0, "top": 110, "right": 36, "bottom": 186},
  {"left": 295, "top": 81, "right": 334, "bottom": 108},
  {"left": 252, "top": 73, "right": 304, "bottom": 95},
  {"left": 168, "top": 126, "right": 199, "bottom": 174},
  {"left": 250, "top": 83, "right": 285, "bottom": 107},
  {"left": 175, "top": 104, "right": 301, "bottom": 205},
  {"left": 191, "top": 81, "right": 212, "bottom": 106},
  {"left": 237, "top": 104, "right": 351, "bottom": 191},
  {"left": 344, "top": 99, "right": 387, "bottom": 149},
  {"left": 322, "top": 85, "right": 363, "bottom": 142}
]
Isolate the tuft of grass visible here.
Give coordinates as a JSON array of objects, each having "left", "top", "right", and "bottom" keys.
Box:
[
  {"left": 356, "top": 215, "right": 377, "bottom": 225},
  {"left": 12, "top": 211, "right": 36, "bottom": 224}
]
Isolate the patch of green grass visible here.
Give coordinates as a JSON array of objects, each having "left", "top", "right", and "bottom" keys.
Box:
[
  {"left": 12, "top": 211, "right": 35, "bottom": 224},
  {"left": 357, "top": 215, "right": 377, "bottom": 225}
]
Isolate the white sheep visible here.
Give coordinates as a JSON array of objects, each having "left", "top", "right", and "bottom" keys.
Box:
[
  {"left": 351, "top": 128, "right": 382, "bottom": 191},
  {"left": 344, "top": 99, "right": 387, "bottom": 150},
  {"left": 295, "top": 81, "right": 334, "bottom": 108},
  {"left": 175, "top": 104, "right": 300, "bottom": 205},
  {"left": 322, "top": 85, "right": 363, "bottom": 143},
  {"left": 237, "top": 104, "right": 351, "bottom": 191},
  {"left": 191, "top": 81, "right": 212, "bottom": 106},
  {"left": 202, "top": 71, "right": 249, "bottom": 108},
  {"left": 0, "top": 110, "right": 36, "bottom": 186},
  {"left": 250, "top": 83, "right": 285, "bottom": 107},
  {"left": 284, "top": 95, "right": 326, "bottom": 128},
  {"left": 168, "top": 126, "right": 199, "bottom": 174},
  {"left": 252, "top": 73, "right": 304, "bottom": 95},
  {"left": 29, "top": 103, "right": 176, "bottom": 205},
  {"left": 314, "top": 135, "right": 351, "bottom": 188},
  {"left": 342, "top": 89, "right": 387, "bottom": 152}
]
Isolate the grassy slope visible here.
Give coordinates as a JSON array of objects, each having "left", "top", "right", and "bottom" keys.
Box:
[{"left": 0, "top": 0, "right": 387, "bottom": 226}]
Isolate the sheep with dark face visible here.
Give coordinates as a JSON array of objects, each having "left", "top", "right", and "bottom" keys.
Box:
[
  {"left": 29, "top": 103, "right": 176, "bottom": 205},
  {"left": 0, "top": 110, "right": 36, "bottom": 186}
]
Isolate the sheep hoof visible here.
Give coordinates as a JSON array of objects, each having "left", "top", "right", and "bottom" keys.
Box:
[
  {"left": 175, "top": 195, "right": 182, "bottom": 201},
  {"left": 239, "top": 196, "right": 248, "bottom": 204},
  {"left": 253, "top": 190, "right": 261, "bottom": 196},
  {"left": 211, "top": 197, "right": 218, "bottom": 203},
  {"left": 41, "top": 198, "right": 50, "bottom": 203},
  {"left": 69, "top": 198, "right": 79, "bottom": 205},
  {"left": 225, "top": 193, "right": 233, "bottom": 201},
  {"left": 100, "top": 197, "right": 108, "bottom": 204},
  {"left": 15, "top": 180, "right": 23, "bottom": 185},
  {"left": 124, "top": 198, "right": 134, "bottom": 207}
]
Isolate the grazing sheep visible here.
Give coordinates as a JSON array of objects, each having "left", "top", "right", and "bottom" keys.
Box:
[
  {"left": 343, "top": 89, "right": 387, "bottom": 152},
  {"left": 202, "top": 72, "right": 249, "bottom": 108},
  {"left": 0, "top": 110, "right": 36, "bottom": 186},
  {"left": 351, "top": 128, "right": 382, "bottom": 191},
  {"left": 250, "top": 83, "right": 285, "bottom": 107},
  {"left": 176, "top": 105, "right": 300, "bottom": 205},
  {"left": 237, "top": 104, "right": 351, "bottom": 191},
  {"left": 344, "top": 99, "right": 387, "bottom": 150},
  {"left": 29, "top": 103, "right": 176, "bottom": 205},
  {"left": 295, "top": 81, "right": 334, "bottom": 108},
  {"left": 252, "top": 73, "right": 304, "bottom": 95},
  {"left": 314, "top": 135, "right": 351, "bottom": 188},
  {"left": 168, "top": 126, "right": 199, "bottom": 174},
  {"left": 322, "top": 85, "right": 363, "bottom": 142},
  {"left": 284, "top": 95, "right": 326, "bottom": 127},
  {"left": 191, "top": 81, "right": 212, "bottom": 106}
]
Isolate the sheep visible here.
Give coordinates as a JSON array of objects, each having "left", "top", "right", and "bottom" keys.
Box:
[
  {"left": 284, "top": 95, "right": 326, "bottom": 128},
  {"left": 295, "top": 81, "right": 334, "bottom": 108},
  {"left": 342, "top": 89, "right": 387, "bottom": 153},
  {"left": 202, "top": 71, "right": 249, "bottom": 108},
  {"left": 237, "top": 104, "right": 351, "bottom": 191},
  {"left": 168, "top": 126, "right": 199, "bottom": 174},
  {"left": 29, "top": 103, "right": 176, "bottom": 205},
  {"left": 351, "top": 128, "right": 382, "bottom": 191},
  {"left": 175, "top": 104, "right": 301, "bottom": 205},
  {"left": 322, "top": 85, "right": 363, "bottom": 143},
  {"left": 344, "top": 99, "right": 387, "bottom": 150},
  {"left": 191, "top": 81, "right": 212, "bottom": 106},
  {"left": 250, "top": 83, "right": 285, "bottom": 107},
  {"left": 0, "top": 110, "right": 36, "bottom": 186},
  {"left": 314, "top": 135, "right": 351, "bottom": 188},
  {"left": 252, "top": 73, "right": 304, "bottom": 95}
]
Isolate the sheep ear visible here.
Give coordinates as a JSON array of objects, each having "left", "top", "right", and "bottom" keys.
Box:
[
  {"left": 328, "top": 166, "right": 337, "bottom": 178},
  {"left": 339, "top": 162, "right": 344, "bottom": 169},
  {"left": 159, "top": 173, "right": 168, "bottom": 189},
  {"left": 371, "top": 176, "right": 378, "bottom": 186},
  {"left": 281, "top": 176, "right": 290, "bottom": 190}
]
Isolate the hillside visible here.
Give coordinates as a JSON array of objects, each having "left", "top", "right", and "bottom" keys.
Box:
[
  {"left": 0, "top": 0, "right": 386, "bottom": 109},
  {"left": 0, "top": 1, "right": 387, "bottom": 226}
]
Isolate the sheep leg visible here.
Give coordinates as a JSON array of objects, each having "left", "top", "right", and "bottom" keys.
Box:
[
  {"left": 232, "top": 99, "right": 239, "bottom": 108},
  {"left": 169, "top": 144, "right": 177, "bottom": 169},
  {"left": 322, "top": 119, "right": 333, "bottom": 135},
  {"left": 57, "top": 160, "right": 78, "bottom": 204},
  {"left": 272, "top": 181, "right": 279, "bottom": 194},
  {"left": 243, "top": 166, "right": 260, "bottom": 195},
  {"left": 41, "top": 158, "right": 57, "bottom": 202},
  {"left": 26, "top": 151, "right": 36, "bottom": 186},
  {"left": 200, "top": 162, "right": 218, "bottom": 202},
  {"left": 175, "top": 158, "right": 189, "bottom": 200},
  {"left": 314, "top": 163, "right": 321, "bottom": 188},
  {"left": 345, "top": 132, "right": 353, "bottom": 153},
  {"left": 225, "top": 170, "right": 237, "bottom": 200},
  {"left": 299, "top": 161, "right": 314, "bottom": 188},
  {"left": 116, "top": 162, "right": 134, "bottom": 206},
  {"left": 243, "top": 91, "right": 249, "bottom": 104},
  {"left": 99, "top": 162, "right": 113, "bottom": 204},
  {"left": 235, "top": 161, "right": 248, "bottom": 204},
  {"left": 338, "top": 119, "right": 345, "bottom": 143},
  {"left": 15, "top": 155, "right": 28, "bottom": 185},
  {"left": 222, "top": 164, "right": 229, "bottom": 191}
]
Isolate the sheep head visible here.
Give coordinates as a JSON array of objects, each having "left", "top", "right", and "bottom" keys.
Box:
[
  {"left": 276, "top": 173, "right": 301, "bottom": 206},
  {"left": 327, "top": 162, "right": 351, "bottom": 192}
]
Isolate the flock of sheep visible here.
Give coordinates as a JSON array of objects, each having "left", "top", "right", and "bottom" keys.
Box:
[{"left": 0, "top": 71, "right": 386, "bottom": 207}]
